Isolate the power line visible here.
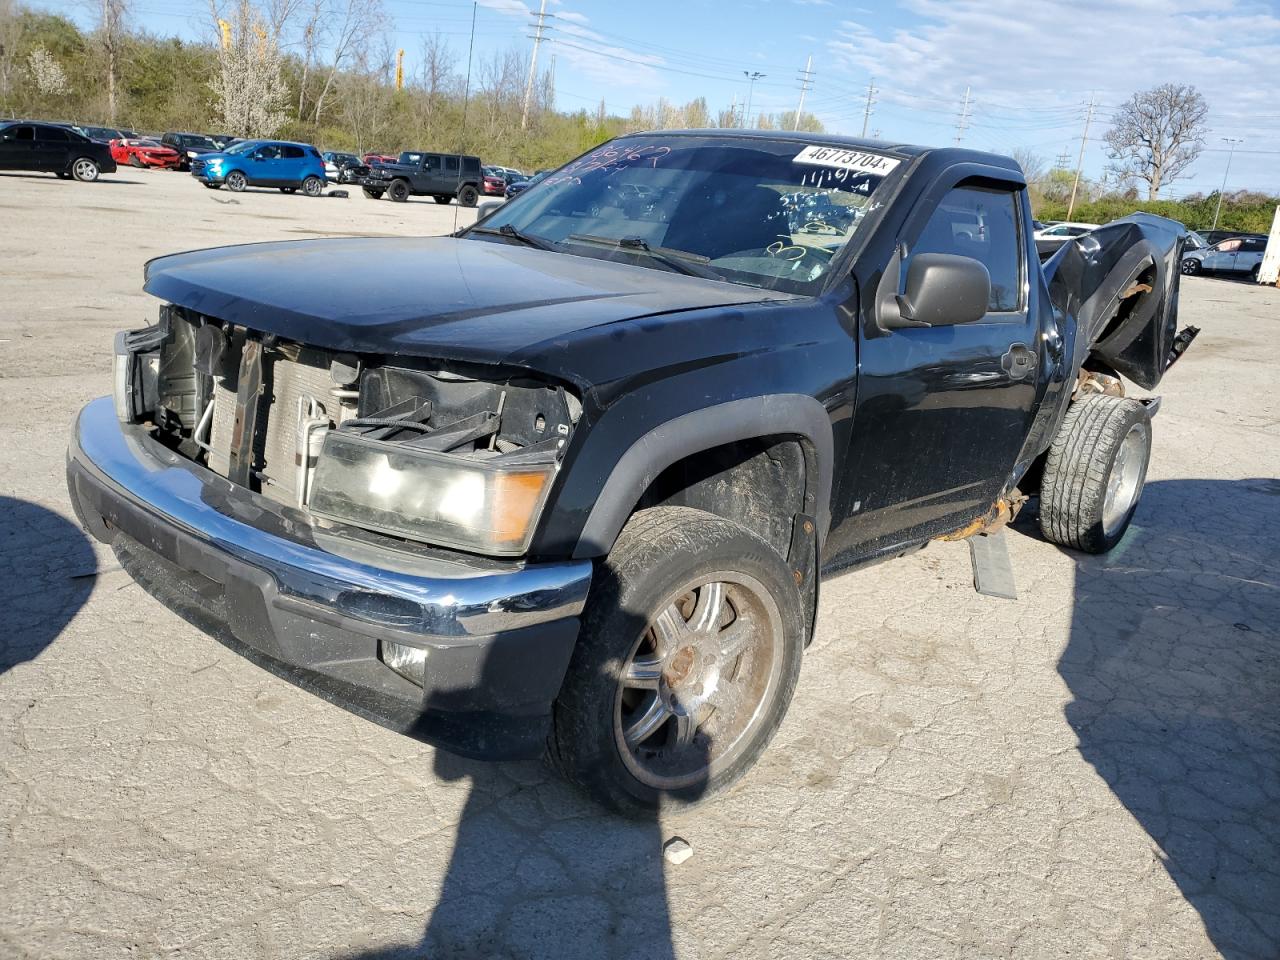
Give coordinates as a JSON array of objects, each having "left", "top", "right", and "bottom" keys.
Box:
[
  {"left": 861, "top": 77, "right": 877, "bottom": 138},
  {"left": 1211, "top": 137, "right": 1245, "bottom": 230},
  {"left": 1067, "top": 94, "right": 1096, "bottom": 220},
  {"left": 520, "top": 0, "right": 550, "bottom": 130},
  {"left": 954, "top": 86, "right": 972, "bottom": 145},
  {"left": 792, "top": 55, "right": 814, "bottom": 131}
]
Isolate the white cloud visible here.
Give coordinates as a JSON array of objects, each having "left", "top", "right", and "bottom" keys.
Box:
[
  {"left": 826, "top": 0, "right": 1280, "bottom": 134},
  {"left": 556, "top": 10, "right": 590, "bottom": 24},
  {"left": 476, "top": 0, "right": 530, "bottom": 17}
]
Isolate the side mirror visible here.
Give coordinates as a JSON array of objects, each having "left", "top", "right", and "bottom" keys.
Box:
[{"left": 894, "top": 253, "right": 990, "bottom": 327}]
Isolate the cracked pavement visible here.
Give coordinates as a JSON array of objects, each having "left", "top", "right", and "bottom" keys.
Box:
[{"left": 1, "top": 171, "right": 1277, "bottom": 959}]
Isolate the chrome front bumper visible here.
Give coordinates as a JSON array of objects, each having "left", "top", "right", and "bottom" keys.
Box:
[{"left": 66, "top": 397, "right": 593, "bottom": 758}]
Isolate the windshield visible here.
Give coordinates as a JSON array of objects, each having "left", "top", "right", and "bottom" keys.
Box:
[
  {"left": 472, "top": 135, "right": 901, "bottom": 293},
  {"left": 179, "top": 135, "right": 218, "bottom": 150},
  {"left": 223, "top": 140, "right": 259, "bottom": 155}
]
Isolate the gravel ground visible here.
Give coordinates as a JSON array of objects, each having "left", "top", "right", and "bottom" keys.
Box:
[{"left": 1, "top": 168, "right": 1277, "bottom": 960}]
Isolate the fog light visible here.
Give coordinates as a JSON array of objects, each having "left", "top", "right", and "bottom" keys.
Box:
[{"left": 380, "top": 639, "right": 426, "bottom": 687}]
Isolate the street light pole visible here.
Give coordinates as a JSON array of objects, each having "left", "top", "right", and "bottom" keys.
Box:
[
  {"left": 743, "top": 71, "right": 765, "bottom": 128},
  {"left": 1211, "top": 137, "right": 1244, "bottom": 232}
]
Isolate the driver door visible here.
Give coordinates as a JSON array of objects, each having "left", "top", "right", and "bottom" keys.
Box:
[
  {"left": 1202, "top": 239, "right": 1240, "bottom": 272},
  {"left": 830, "top": 178, "right": 1040, "bottom": 557},
  {"left": 0, "top": 125, "right": 36, "bottom": 170}
]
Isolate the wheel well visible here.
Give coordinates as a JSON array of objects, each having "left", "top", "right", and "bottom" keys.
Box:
[{"left": 635, "top": 436, "right": 808, "bottom": 560}]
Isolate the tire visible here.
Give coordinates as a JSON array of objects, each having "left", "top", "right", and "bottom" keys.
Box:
[
  {"left": 549, "top": 506, "right": 805, "bottom": 815},
  {"left": 302, "top": 175, "right": 323, "bottom": 197},
  {"left": 70, "top": 158, "right": 100, "bottom": 182},
  {"left": 1250, "top": 263, "right": 1260, "bottom": 283},
  {"left": 362, "top": 187, "right": 384, "bottom": 200},
  {"left": 129, "top": 154, "right": 143, "bottom": 168},
  {"left": 433, "top": 194, "right": 451, "bottom": 205},
  {"left": 458, "top": 185, "right": 478, "bottom": 207},
  {"left": 225, "top": 170, "right": 247, "bottom": 192},
  {"left": 1039, "top": 394, "right": 1152, "bottom": 554},
  {"left": 1181, "top": 257, "right": 1201, "bottom": 276},
  {"left": 280, "top": 187, "right": 296, "bottom": 194},
  {"left": 388, "top": 179, "right": 411, "bottom": 202}
]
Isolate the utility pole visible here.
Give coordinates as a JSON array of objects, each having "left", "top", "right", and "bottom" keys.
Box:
[
  {"left": 792, "top": 56, "right": 814, "bottom": 131},
  {"left": 1211, "top": 137, "right": 1244, "bottom": 231},
  {"left": 861, "top": 77, "right": 877, "bottom": 138},
  {"left": 729, "top": 93, "right": 738, "bottom": 128},
  {"left": 521, "top": 0, "right": 550, "bottom": 130},
  {"left": 953, "top": 86, "right": 971, "bottom": 145},
  {"left": 1066, "top": 94, "right": 1096, "bottom": 220},
  {"left": 743, "top": 71, "right": 765, "bottom": 128},
  {"left": 1054, "top": 150, "right": 1071, "bottom": 170}
]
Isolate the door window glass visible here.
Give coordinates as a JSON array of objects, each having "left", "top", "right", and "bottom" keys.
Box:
[
  {"left": 906, "top": 185, "right": 1022, "bottom": 313},
  {"left": 257, "top": 144, "right": 282, "bottom": 160},
  {"left": 462, "top": 157, "right": 479, "bottom": 173},
  {"left": 282, "top": 145, "right": 304, "bottom": 159},
  {"left": 423, "top": 154, "right": 440, "bottom": 172},
  {"left": 13, "top": 125, "right": 35, "bottom": 141},
  {"left": 39, "top": 126, "right": 69, "bottom": 141},
  {"left": 445, "top": 156, "right": 459, "bottom": 172}
]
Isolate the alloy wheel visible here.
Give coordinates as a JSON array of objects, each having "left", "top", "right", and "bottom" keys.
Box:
[{"left": 613, "top": 573, "right": 783, "bottom": 791}]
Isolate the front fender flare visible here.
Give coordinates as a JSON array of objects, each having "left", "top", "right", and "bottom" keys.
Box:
[{"left": 572, "top": 394, "right": 834, "bottom": 559}]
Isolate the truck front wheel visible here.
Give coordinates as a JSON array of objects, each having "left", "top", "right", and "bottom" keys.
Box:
[
  {"left": 362, "top": 187, "right": 384, "bottom": 200},
  {"left": 549, "top": 506, "right": 805, "bottom": 815},
  {"left": 1039, "top": 394, "right": 1152, "bottom": 554},
  {"left": 388, "top": 179, "right": 411, "bottom": 202}
]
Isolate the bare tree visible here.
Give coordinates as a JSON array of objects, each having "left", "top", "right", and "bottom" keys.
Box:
[
  {"left": 339, "top": 42, "right": 393, "bottom": 153},
  {"left": 96, "top": 0, "right": 129, "bottom": 122},
  {"left": 208, "top": 0, "right": 290, "bottom": 137},
  {"left": 311, "top": 0, "right": 387, "bottom": 124},
  {"left": 1105, "top": 83, "right": 1208, "bottom": 200},
  {"left": 1010, "top": 147, "right": 1046, "bottom": 184},
  {"left": 417, "top": 31, "right": 456, "bottom": 141},
  {"left": 0, "top": 0, "right": 22, "bottom": 106},
  {"left": 295, "top": 0, "right": 323, "bottom": 119}
]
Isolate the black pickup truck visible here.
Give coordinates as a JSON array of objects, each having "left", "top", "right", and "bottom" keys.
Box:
[
  {"left": 358, "top": 150, "right": 483, "bottom": 205},
  {"left": 68, "top": 131, "right": 1194, "bottom": 813}
]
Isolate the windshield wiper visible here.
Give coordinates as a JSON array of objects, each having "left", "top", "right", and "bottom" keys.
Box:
[
  {"left": 469, "top": 223, "right": 559, "bottom": 251},
  {"left": 566, "top": 234, "right": 721, "bottom": 280}
]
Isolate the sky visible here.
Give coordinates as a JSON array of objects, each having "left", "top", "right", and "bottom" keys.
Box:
[{"left": 30, "top": 0, "right": 1280, "bottom": 196}]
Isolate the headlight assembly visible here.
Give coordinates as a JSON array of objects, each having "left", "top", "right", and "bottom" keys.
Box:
[{"left": 308, "top": 430, "right": 557, "bottom": 556}]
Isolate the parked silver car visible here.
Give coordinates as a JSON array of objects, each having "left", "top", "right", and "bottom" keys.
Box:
[{"left": 1182, "top": 236, "right": 1267, "bottom": 280}]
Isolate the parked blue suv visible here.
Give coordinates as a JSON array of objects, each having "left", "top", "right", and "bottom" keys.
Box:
[{"left": 191, "top": 139, "right": 327, "bottom": 196}]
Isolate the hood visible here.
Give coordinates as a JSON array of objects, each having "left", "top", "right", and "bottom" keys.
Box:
[{"left": 143, "top": 236, "right": 789, "bottom": 366}]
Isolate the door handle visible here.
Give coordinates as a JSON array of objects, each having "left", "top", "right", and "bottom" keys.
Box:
[{"left": 1001, "top": 343, "right": 1037, "bottom": 380}]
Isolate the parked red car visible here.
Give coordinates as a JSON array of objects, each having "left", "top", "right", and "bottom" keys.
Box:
[
  {"left": 110, "top": 138, "right": 181, "bottom": 169},
  {"left": 363, "top": 153, "right": 396, "bottom": 165},
  {"left": 482, "top": 173, "right": 506, "bottom": 196}
]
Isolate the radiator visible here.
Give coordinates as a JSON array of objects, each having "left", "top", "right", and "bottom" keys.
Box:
[{"left": 208, "top": 348, "right": 335, "bottom": 505}]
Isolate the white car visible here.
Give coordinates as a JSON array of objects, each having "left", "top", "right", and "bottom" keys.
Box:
[
  {"left": 1181, "top": 236, "right": 1267, "bottom": 281},
  {"left": 1033, "top": 221, "right": 1100, "bottom": 241}
]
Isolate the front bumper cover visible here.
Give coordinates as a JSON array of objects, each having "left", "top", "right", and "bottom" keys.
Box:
[{"left": 66, "top": 397, "right": 593, "bottom": 760}]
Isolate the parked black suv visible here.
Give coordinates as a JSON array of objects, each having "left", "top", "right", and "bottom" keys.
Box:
[
  {"left": 160, "top": 132, "right": 221, "bottom": 171},
  {"left": 0, "top": 121, "right": 116, "bottom": 181},
  {"left": 69, "top": 132, "right": 1195, "bottom": 813},
  {"left": 359, "top": 150, "right": 483, "bottom": 205}
]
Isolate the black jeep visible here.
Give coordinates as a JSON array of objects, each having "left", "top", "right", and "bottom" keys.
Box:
[
  {"left": 359, "top": 150, "right": 483, "bottom": 205},
  {"left": 68, "top": 131, "right": 1193, "bottom": 813}
]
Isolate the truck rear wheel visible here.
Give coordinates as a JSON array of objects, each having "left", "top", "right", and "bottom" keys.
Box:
[
  {"left": 388, "top": 179, "right": 410, "bottom": 202},
  {"left": 1039, "top": 394, "right": 1152, "bottom": 554},
  {"left": 458, "top": 185, "right": 478, "bottom": 207},
  {"left": 549, "top": 506, "right": 805, "bottom": 815}
]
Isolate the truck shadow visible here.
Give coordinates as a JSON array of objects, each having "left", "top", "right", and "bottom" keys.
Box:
[
  {"left": 342, "top": 594, "right": 705, "bottom": 959},
  {"left": 1046, "top": 478, "right": 1280, "bottom": 958},
  {"left": 0, "top": 496, "right": 97, "bottom": 674}
]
